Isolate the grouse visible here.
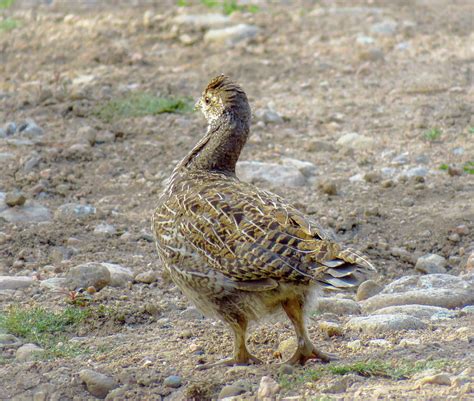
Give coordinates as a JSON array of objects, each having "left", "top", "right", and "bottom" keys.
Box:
[{"left": 152, "top": 75, "right": 375, "bottom": 368}]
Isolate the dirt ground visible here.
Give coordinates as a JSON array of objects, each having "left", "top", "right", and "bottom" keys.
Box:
[{"left": 0, "top": 0, "right": 473, "bottom": 400}]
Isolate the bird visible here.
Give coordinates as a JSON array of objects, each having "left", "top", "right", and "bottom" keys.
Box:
[{"left": 152, "top": 75, "right": 376, "bottom": 368}]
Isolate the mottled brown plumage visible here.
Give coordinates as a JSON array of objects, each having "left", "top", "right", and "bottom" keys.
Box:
[{"left": 153, "top": 75, "right": 376, "bottom": 368}]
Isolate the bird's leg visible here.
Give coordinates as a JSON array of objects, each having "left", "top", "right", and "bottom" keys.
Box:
[
  {"left": 196, "top": 317, "right": 262, "bottom": 370},
  {"left": 281, "top": 298, "right": 337, "bottom": 365}
]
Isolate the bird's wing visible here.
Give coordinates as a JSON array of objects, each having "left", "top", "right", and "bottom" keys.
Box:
[{"left": 172, "top": 174, "right": 375, "bottom": 289}]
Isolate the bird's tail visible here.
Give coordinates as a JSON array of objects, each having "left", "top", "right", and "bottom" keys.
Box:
[{"left": 315, "top": 247, "right": 376, "bottom": 290}]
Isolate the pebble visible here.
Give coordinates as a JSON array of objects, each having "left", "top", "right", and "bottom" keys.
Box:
[
  {"left": 218, "top": 384, "right": 247, "bottom": 399},
  {"left": 363, "top": 172, "right": 382, "bottom": 183},
  {"left": 319, "top": 321, "right": 342, "bottom": 337},
  {"left": 466, "top": 252, "right": 474, "bottom": 271},
  {"left": 5, "top": 191, "right": 26, "bottom": 207},
  {"left": 102, "top": 263, "right": 133, "bottom": 287},
  {"left": 373, "top": 305, "right": 453, "bottom": 320},
  {"left": 319, "top": 180, "right": 337, "bottom": 195},
  {"left": 356, "top": 280, "right": 382, "bottom": 301},
  {"left": 370, "top": 19, "right": 398, "bottom": 36},
  {"left": 346, "top": 339, "right": 362, "bottom": 351},
  {"left": 415, "top": 154, "right": 429, "bottom": 164},
  {"left": 66, "top": 262, "right": 111, "bottom": 290},
  {"left": 77, "top": 126, "right": 97, "bottom": 146},
  {"left": 281, "top": 158, "right": 317, "bottom": 177},
  {"left": 346, "top": 314, "right": 426, "bottom": 334},
  {"left": 0, "top": 192, "right": 51, "bottom": 223},
  {"left": 358, "top": 48, "right": 384, "bottom": 62},
  {"left": 39, "top": 277, "right": 68, "bottom": 290},
  {"left": 278, "top": 338, "right": 297, "bottom": 357},
  {"left": 415, "top": 253, "right": 447, "bottom": 274},
  {"left": 368, "top": 339, "right": 392, "bottom": 348},
  {"left": 173, "top": 13, "right": 230, "bottom": 29},
  {"left": 255, "top": 108, "right": 284, "bottom": 124},
  {"left": 454, "top": 224, "right": 469, "bottom": 236},
  {"left": 236, "top": 161, "right": 307, "bottom": 188},
  {"left": 257, "top": 376, "right": 280, "bottom": 400},
  {"left": 94, "top": 223, "right": 117, "bottom": 236},
  {"left": 391, "top": 153, "right": 409, "bottom": 165},
  {"left": 417, "top": 373, "right": 451, "bottom": 386},
  {"left": 356, "top": 35, "right": 375, "bottom": 45},
  {"left": 381, "top": 179, "right": 394, "bottom": 188},
  {"left": 204, "top": 24, "right": 260, "bottom": 46},
  {"left": 336, "top": 132, "right": 375, "bottom": 149},
  {"left": 305, "top": 140, "right": 336, "bottom": 153},
  {"left": 180, "top": 307, "right": 204, "bottom": 320},
  {"left": 134, "top": 270, "right": 157, "bottom": 284},
  {"left": 4, "top": 122, "right": 17, "bottom": 136},
  {"left": 18, "top": 120, "right": 44, "bottom": 138},
  {"left": 0, "top": 152, "right": 15, "bottom": 162},
  {"left": 317, "top": 297, "right": 361, "bottom": 315},
  {"left": 55, "top": 203, "right": 96, "bottom": 221},
  {"left": 163, "top": 375, "right": 182, "bottom": 388},
  {"left": 23, "top": 152, "right": 42, "bottom": 171},
  {"left": 0, "top": 276, "right": 35, "bottom": 290},
  {"left": 404, "top": 166, "right": 428, "bottom": 178},
  {"left": 79, "top": 369, "right": 118, "bottom": 399},
  {"left": 0, "top": 333, "right": 21, "bottom": 346},
  {"left": 16, "top": 343, "right": 45, "bottom": 361}
]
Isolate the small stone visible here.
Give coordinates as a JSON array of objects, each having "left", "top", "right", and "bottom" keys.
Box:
[
  {"left": 336, "top": 132, "right": 375, "bottom": 150},
  {"left": 304, "top": 140, "right": 336, "bottom": 153},
  {"left": 278, "top": 364, "right": 294, "bottom": 375},
  {"left": 255, "top": 108, "right": 284, "bottom": 124},
  {"left": 79, "top": 369, "right": 118, "bottom": 399},
  {"left": 218, "top": 384, "right": 246, "bottom": 399},
  {"left": 40, "top": 277, "right": 68, "bottom": 290},
  {"left": 391, "top": 153, "right": 409, "bottom": 165},
  {"left": 180, "top": 307, "right": 204, "bottom": 320},
  {"left": 102, "top": 263, "right": 133, "bottom": 287},
  {"left": 347, "top": 339, "right": 362, "bottom": 351},
  {"left": 373, "top": 305, "right": 452, "bottom": 320},
  {"left": 317, "top": 297, "right": 361, "bottom": 315},
  {"left": 319, "top": 180, "right": 337, "bottom": 195},
  {"left": 399, "top": 338, "right": 421, "bottom": 347},
  {"left": 278, "top": 338, "right": 297, "bottom": 357},
  {"left": 448, "top": 233, "right": 460, "bottom": 243},
  {"left": 18, "top": 120, "right": 44, "bottom": 138},
  {"left": 466, "top": 253, "right": 474, "bottom": 271},
  {"left": 346, "top": 314, "right": 426, "bottom": 334},
  {"left": 77, "top": 126, "right": 97, "bottom": 146},
  {"left": 368, "top": 339, "right": 392, "bottom": 348},
  {"left": 5, "top": 191, "right": 26, "bottom": 207},
  {"left": 204, "top": 24, "right": 260, "bottom": 46},
  {"left": 418, "top": 373, "right": 451, "bottom": 386},
  {"left": 23, "top": 153, "right": 42, "bottom": 172},
  {"left": 0, "top": 333, "right": 21, "bottom": 346},
  {"left": 404, "top": 167, "right": 428, "bottom": 178},
  {"left": 448, "top": 166, "right": 462, "bottom": 176},
  {"left": 96, "top": 131, "right": 115, "bottom": 144},
  {"left": 94, "top": 223, "right": 117, "bottom": 236},
  {"left": 163, "top": 375, "right": 182, "bottom": 388},
  {"left": 16, "top": 343, "right": 45, "bottom": 361},
  {"left": 319, "top": 321, "right": 342, "bottom": 337},
  {"left": 257, "top": 376, "right": 280, "bottom": 400},
  {"left": 454, "top": 225, "right": 469, "bottom": 236},
  {"left": 173, "top": 13, "right": 231, "bottom": 29},
  {"left": 66, "top": 262, "right": 111, "bottom": 290},
  {"left": 237, "top": 161, "right": 306, "bottom": 188},
  {"left": 281, "top": 158, "right": 317, "bottom": 177},
  {"left": 358, "top": 48, "right": 384, "bottom": 62},
  {"left": 415, "top": 254, "right": 447, "bottom": 274},
  {"left": 0, "top": 276, "right": 35, "bottom": 290},
  {"left": 381, "top": 179, "right": 394, "bottom": 188},
  {"left": 55, "top": 203, "right": 96, "bottom": 221},
  {"left": 363, "top": 172, "right": 382, "bottom": 183},
  {"left": 134, "top": 270, "right": 157, "bottom": 284},
  {"left": 4, "top": 122, "right": 17, "bottom": 136},
  {"left": 356, "top": 280, "right": 382, "bottom": 301},
  {"left": 370, "top": 19, "right": 397, "bottom": 36},
  {"left": 401, "top": 197, "right": 415, "bottom": 207}
]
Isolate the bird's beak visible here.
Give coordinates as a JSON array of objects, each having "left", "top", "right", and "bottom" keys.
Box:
[{"left": 194, "top": 98, "right": 202, "bottom": 112}]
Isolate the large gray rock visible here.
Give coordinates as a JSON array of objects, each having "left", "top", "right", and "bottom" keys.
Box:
[
  {"left": 66, "top": 262, "right": 111, "bottom": 290},
  {"left": 236, "top": 161, "right": 307, "bottom": 187},
  {"left": 55, "top": 203, "right": 96, "bottom": 221},
  {"left": 317, "top": 297, "right": 361, "bottom": 315},
  {"left": 102, "top": 263, "right": 133, "bottom": 287},
  {"left": 79, "top": 369, "right": 118, "bottom": 399},
  {"left": 415, "top": 254, "right": 447, "bottom": 274},
  {"left": 16, "top": 343, "right": 45, "bottom": 361},
  {"left": 281, "top": 157, "right": 317, "bottom": 177},
  {"left": 0, "top": 276, "right": 35, "bottom": 290},
  {"left": 371, "top": 305, "right": 453, "bottom": 320},
  {"left": 0, "top": 193, "right": 51, "bottom": 223},
  {"left": 204, "top": 24, "right": 260, "bottom": 46},
  {"left": 346, "top": 314, "right": 426, "bottom": 334}
]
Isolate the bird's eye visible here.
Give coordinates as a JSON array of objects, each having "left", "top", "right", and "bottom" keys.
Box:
[{"left": 204, "top": 97, "right": 210, "bottom": 104}]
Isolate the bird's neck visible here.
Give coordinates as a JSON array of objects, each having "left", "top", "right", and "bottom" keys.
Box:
[{"left": 176, "top": 113, "right": 249, "bottom": 174}]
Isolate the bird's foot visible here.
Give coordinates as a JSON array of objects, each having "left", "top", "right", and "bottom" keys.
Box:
[
  {"left": 196, "top": 354, "right": 263, "bottom": 370},
  {"left": 283, "top": 345, "right": 338, "bottom": 366}
]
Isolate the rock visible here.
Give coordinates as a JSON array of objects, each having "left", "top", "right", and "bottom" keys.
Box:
[
  {"left": 257, "top": 376, "right": 280, "bottom": 400},
  {"left": 319, "top": 180, "right": 337, "bottom": 195},
  {"left": 218, "top": 384, "right": 247, "bottom": 399},
  {"left": 0, "top": 192, "right": 51, "bottom": 223},
  {"left": 16, "top": 343, "right": 45, "bottom": 361},
  {"left": 66, "top": 262, "right": 111, "bottom": 290},
  {"left": 321, "top": 377, "right": 348, "bottom": 393},
  {"left": 18, "top": 120, "right": 44, "bottom": 138},
  {"left": 0, "top": 276, "right": 35, "bottom": 290},
  {"left": 204, "top": 24, "right": 260, "bottom": 46},
  {"left": 255, "top": 108, "right": 284, "bottom": 124},
  {"left": 134, "top": 270, "right": 157, "bottom": 284},
  {"left": 77, "top": 126, "right": 97, "bottom": 146},
  {"left": 281, "top": 158, "right": 317, "bottom": 177},
  {"left": 418, "top": 373, "right": 451, "bottom": 386},
  {"left": 363, "top": 172, "right": 382, "bottom": 183},
  {"left": 358, "top": 47, "right": 385, "bottom": 62},
  {"left": 319, "top": 321, "right": 342, "bottom": 337},
  {"left": 305, "top": 140, "right": 336, "bottom": 153},
  {"left": 404, "top": 167, "right": 428, "bottom": 178},
  {"left": 336, "top": 132, "right": 375, "bottom": 150},
  {"left": 173, "top": 13, "right": 230, "bottom": 29},
  {"left": 370, "top": 19, "right": 398, "bottom": 36},
  {"left": 356, "top": 280, "right": 382, "bottom": 301},
  {"left": 180, "top": 307, "right": 204, "bottom": 320},
  {"left": 346, "top": 314, "right": 426, "bottom": 334},
  {"left": 163, "top": 375, "right": 182, "bottom": 388},
  {"left": 4, "top": 122, "right": 17, "bottom": 136},
  {"left": 346, "top": 339, "right": 362, "bottom": 350},
  {"left": 391, "top": 153, "right": 409, "bottom": 165},
  {"left": 40, "top": 277, "right": 68, "bottom": 290},
  {"left": 102, "top": 263, "right": 133, "bottom": 287},
  {"left": 454, "top": 225, "right": 469, "bottom": 236},
  {"left": 382, "top": 274, "right": 469, "bottom": 293},
  {"left": 415, "top": 253, "right": 447, "bottom": 274},
  {"left": 373, "top": 305, "right": 453, "bottom": 320},
  {"left": 317, "top": 297, "right": 361, "bottom": 315},
  {"left": 0, "top": 333, "right": 21, "bottom": 347},
  {"left": 466, "top": 253, "right": 474, "bottom": 271},
  {"left": 79, "top": 369, "right": 118, "bottom": 399},
  {"left": 356, "top": 35, "right": 375, "bottom": 45},
  {"left": 236, "top": 161, "right": 306, "bottom": 187},
  {"left": 0, "top": 152, "right": 15, "bottom": 162},
  {"left": 5, "top": 191, "right": 26, "bottom": 207},
  {"left": 96, "top": 131, "right": 115, "bottom": 144},
  {"left": 55, "top": 203, "right": 96, "bottom": 221},
  {"left": 278, "top": 338, "right": 297, "bottom": 357},
  {"left": 23, "top": 152, "right": 42, "bottom": 171},
  {"left": 94, "top": 223, "right": 117, "bottom": 236}
]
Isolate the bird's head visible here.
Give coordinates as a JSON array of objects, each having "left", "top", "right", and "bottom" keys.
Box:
[{"left": 195, "top": 74, "right": 251, "bottom": 127}]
